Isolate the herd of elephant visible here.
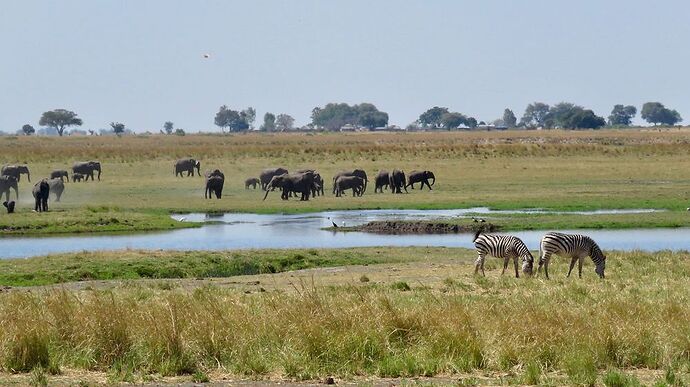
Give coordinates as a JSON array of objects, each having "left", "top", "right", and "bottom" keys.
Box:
[
  {"left": 174, "top": 158, "right": 436, "bottom": 201},
  {"left": 0, "top": 161, "right": 102, "bottom": 213}
]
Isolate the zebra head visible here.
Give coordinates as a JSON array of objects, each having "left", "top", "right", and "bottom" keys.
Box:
[
  {"left": 521, "top": 252, "right": 535, "bottom": 276},
  {"left": 595, "top": 254, "right": 606, "bottom": 278}
]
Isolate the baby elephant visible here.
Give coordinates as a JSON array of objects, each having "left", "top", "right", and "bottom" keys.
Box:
[
  {"left": 72, "top": 173, "right": 85, "bottom": 182},
  {"left": 2, "top": 201, "right": 15, "bottom": 214},
  {"left": 245, "top": 177, "right": 259, "bottom": 190},
  {"left": 32, "top": 180, "right": 50, "bottom": 212}
]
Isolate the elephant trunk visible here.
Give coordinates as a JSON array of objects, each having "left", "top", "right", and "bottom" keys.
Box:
[
  {"left": 263, "top": 189, "right": 271, "bottom": 201},
  {"left": 26, "top": 171, "right": 30, "bottom": 182},
  {"left": 96, "top": 167, "right": 101, "bottom": 181},
  {"left": 430, "top": 175, "right": 435, "bottom": 186}
]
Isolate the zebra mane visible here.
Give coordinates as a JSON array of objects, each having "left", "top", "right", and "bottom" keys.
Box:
[{"left": 473, "top": 228, "right": 482, "bottom": 242}]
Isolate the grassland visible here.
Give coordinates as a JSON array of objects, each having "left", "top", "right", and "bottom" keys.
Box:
[
  {"left": 1, "top": 247, "right": 690, "bottom": 385},
  {"left": 1, "top": 129, "right": 690, "bottom": 234}
]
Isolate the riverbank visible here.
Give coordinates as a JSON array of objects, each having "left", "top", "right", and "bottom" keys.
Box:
[
  {"left": 1, "top": 247, "right": 689, "bottom": 385},
  {"left": 0, "top": 130, "right": 689, "bottom": 235}
]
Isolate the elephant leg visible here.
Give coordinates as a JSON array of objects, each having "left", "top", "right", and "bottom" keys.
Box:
[{"left": 426, "top": 180, "right": 433, "bottom": 190}]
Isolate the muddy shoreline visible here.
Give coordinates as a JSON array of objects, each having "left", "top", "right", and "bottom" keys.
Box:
[{"left": 332, "top": 220, "right": 498, "bottom": 235}]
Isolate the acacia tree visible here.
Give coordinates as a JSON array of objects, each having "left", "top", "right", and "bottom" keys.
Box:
[
  {"left": 22, "top": 124, "right": 35, "bottom": 136},
  {"left": 641, "top": 102, "right": 682, "bottom": 126},
  {"left": 163, "top": 121, "right": 174, "bottom": 135},
  {"left": 519, "top": 102, "right": 550, "bottom": 128},
  {"left": 418, "top": 107, "right": 449, "bottom": 128},
  {"left": 242, "top": 107, "right": 256, "bottom": 130},
  {"left": 275, "top": 114, "right": 295, "bottom": 132},
  {"left": 110, "top": 122, "right": 126, "bottom": 136},
  {"left": 608, "top": 105, "right": 637, "bottom": 126},
  {"left": 214, "top": 105, "right": 249, "bottom": 132},
  {"left": 39, "top": 109, "right": 83, "bottom": 136}
]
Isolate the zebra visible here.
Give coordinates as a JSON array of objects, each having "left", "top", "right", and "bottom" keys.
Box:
[
  {"left": 538, "top": 232, "right": 606, "bottom": 279},
  {"left": 473, "top": 229, "right": 534, "bottom": 278}
]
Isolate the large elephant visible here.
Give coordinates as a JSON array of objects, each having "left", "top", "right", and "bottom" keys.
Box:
[
  {"left": 50, "top": 169, "right": 70, "bottom": 182},
  {"left": 406, "top": 170, "right": 435, "bottom": 190},
  {"left": 389, "top": 169, "right": 408, "bottom": 194},
  {"left": 374, "top": 170, "right": 390, "bottom": 193},
  {"left": 260, "top": 167, "right": 289, "bottom": 191},
  {"left": 73, "top": 161, "right": 102, "bottom": 181},
  {"left": 204, "top": 170, "right": 225, "bottom": 199},
  {"left": 263, "top": 172, "right": 315, "bottom": 201},
  {"left": 332, "top": 169, "right": 368, "bottom": 194},
  {"left": 0, "top": 176, "right": 18, "bottom": 202},
  {"left": 32, "top": 180, "right": 50, "bottom": 212},
  {"left": 175, "top": 158, "right": 201, "bottom": 177},
  {"left": 48, "top": 178, "right": 65, "bottom": 202},
  {"left": 245, "top": 177, "right": 260, "bottom": 189},
  {"left": 1, "top": 165, "right": 30, "bottom": 182},
  {"left": 296, "top": 169, "right": 324, "bottom": 197},
  {"left": 334, "top": 176, "right": 365, "bottom": 197}
]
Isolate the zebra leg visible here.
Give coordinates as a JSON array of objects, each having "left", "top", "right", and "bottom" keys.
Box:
[
  {"left": 513, "top": 256, "right": 520, "bottom": 278},
  {"left": 578, "top": 256, "right": 584, "bottom": 278},
  {"left": 541, "top": 253, "right": 552, "bottom": 279},
  {"left": 474, "top": 253, "right": 486, "bottom": 276},
  {"left": 502, "top": 256, "right": 509, "bottom": 275},
  {"left": 567, "top": 257, "right": 578, "bottom": 277}
]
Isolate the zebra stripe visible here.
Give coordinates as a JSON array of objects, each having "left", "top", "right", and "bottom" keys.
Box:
[
  {"left": 538, "top": 232, "right": 606, "bottom": 279},
  {"left": 473, "top": 232, "right": 534, "bottom": 277}
]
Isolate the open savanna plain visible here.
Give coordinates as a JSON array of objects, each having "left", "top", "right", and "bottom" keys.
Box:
[
  {"left": 2, "top": 129, "right": 690, "bottom": 385},
  {"left": 1, "top": 128, "right": 690, "bottom": 234}
]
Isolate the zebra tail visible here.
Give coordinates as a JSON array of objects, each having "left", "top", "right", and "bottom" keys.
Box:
[{"left": 472, "top": 228, "right": 482, "bottom": 242}]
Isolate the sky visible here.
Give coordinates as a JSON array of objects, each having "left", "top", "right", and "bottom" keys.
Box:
[{"left": 1, "top": 0, "right": 690, "bottom": 132}]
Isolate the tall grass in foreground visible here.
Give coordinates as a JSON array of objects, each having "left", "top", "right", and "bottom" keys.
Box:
[{"left": 0, "top": 250, "right": 690, "bottom": 384}]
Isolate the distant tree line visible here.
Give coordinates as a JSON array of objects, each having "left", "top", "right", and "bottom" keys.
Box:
[{"left": 3, "top": 101, "right": 684, "bottom": 136}]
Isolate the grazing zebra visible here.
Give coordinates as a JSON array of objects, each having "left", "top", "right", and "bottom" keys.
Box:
[
  {"left": 473, "top": 229, "right": 534, "bottom": 278},
  {"left": 538, "top": 232, "right": 606, "bottom": 279}
]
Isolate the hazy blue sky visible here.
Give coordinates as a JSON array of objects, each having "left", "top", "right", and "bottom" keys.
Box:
[{"left": 1, "top": 0, "right": 689, "bottom": 132}]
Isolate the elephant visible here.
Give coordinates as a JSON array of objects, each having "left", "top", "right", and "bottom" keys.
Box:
[
  {"left": 72, "top": 173, "right": 85, "bottom": 182},
  {"left": 334, "top": 176, "right": 365, "bottom": 197},
  {"left": 3, "top": 201, "right": 15, "bottom": 214},
  {"left": 332, "top": 169, "right": 368, "bottom": 195},
  {"left": 374, "top": 170, "right": 390, "bottom": 193},
  {"left": 73, "top": 161, "right": 101, "bottom": 181},
  {"left": 205, "top": 170, "right": 225, "bottom": 199},
  {"left": 406, "top": 170, "right": 435, "bottom": 190},
  {"left": 32, "top": 180, "right": 50, "bottom": 212},
  {"left": 50, "top": 169, "right": 70, "bottom": 182},
  {"left": 389, "top": 169, "right": 408, "bottom": 194},
  {"left": 245, "top": 177, "right": 260, "bottom": 189},
  {"left": 0, "top": 175, "right": 18, "bottom": 202},
  {"left": 48, "top": 178, "right": 65, "bottom": 202},
  {"left": 1, "top": 165, "right": 30, "bottom": 182},
  {"left": 175, "top": 158, "right": 201, "bottom": 177},
  {"left": 296, "top": 169, "right": 324, "bottom": 197},
  {"left": 263, "top": 172, "right": 315, "bottom": 201},
  {"left": 260, "top": 167, "right": 289, "bottom": 191}
]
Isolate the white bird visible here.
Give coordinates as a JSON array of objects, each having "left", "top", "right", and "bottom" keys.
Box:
[
  {"left": 177, "top": 217, "right": 186, "bottom": 222},
  {"left": 328, "top": 216, "right": 338, "bottom": 228},
  {"left": 202, "top": 53, "right": 210, "bottom": 59},
  {"left": 472, "top": 216, "right": 486, "bottom": 223}
]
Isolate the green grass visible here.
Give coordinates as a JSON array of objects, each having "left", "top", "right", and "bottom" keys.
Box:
[
  {"left": 1, "top": 130, "right": 690, "bottom": 235},
  {"left": 0, "top": 248, "right": 396, "bottom": 287},
  {"left": 1, "top": 248, "right": 690, "bottom": 383}
]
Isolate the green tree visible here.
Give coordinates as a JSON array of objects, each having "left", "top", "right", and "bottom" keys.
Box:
[
  {"left": 356, "top": 103, "right": 389, "bottom": 129},
  {"left": 564, "top": 109, "right": 606, "bottom": 129},
  {"left": 39, "top": 109, "right": 83, "bottom": 136},
  {"left": 440, "top": 112, "right": 467, "bottom": 129},
  {"left": 214, "top": 105, "right": 249, "bottom": 132},
  {"left": 174, "top": 128, "right": 185, "bottom": 136},
  {"left": 242, "top": 107, "right": 256, "bottom": 129},
  {"left": 21, "top": 124, "right": 35, "bottom": 136},
  {"left": 419, "top": 106, "right": 449, "bottom": 128},
  {"left": 163, "top": 121, "right": 174, "bottom": 135},
  {"left": 275, "top": 114, "right": 295, "bottom": 132},
  {"left": 544, "top": 102, "right": 577, "bottom": 128},
  {"left": 502, "top": 108, "right": 517, "bottom": 127},
  {"left": 110, "top": 122, "right": 126, "bottom": 136},
  {"left": 608, "top": 105, "right": 637, "bottom": 126},
  {"left": 519, "top": 102, "right": 550, "bottom": 128},
  {"left": 641, "top": 102, "right": 682, "bottom": 126},
  {"left": 311, "top": 103, "right": 358, "bottom": 130},
  {"left": 261, "top": 113, "right": 276, "bottom": 132},
  {"left": 466, "top": 117, "right": 478, "bottom": 129}
]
